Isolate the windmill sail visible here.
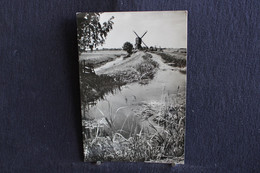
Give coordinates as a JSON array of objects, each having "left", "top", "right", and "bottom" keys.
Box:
[
  {"left": 142, "top": 40, "right": 148, "bottom": 48},
  {"left": 133, "top": 30, "right": 139, "bottom": 37},
  {"left": 141, "top": 31, "right": 148, "bottom": 38}
]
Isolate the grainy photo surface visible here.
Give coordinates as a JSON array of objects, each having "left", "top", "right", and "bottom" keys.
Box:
[{"left": 77, "top": 11, "right": 187, "bottom": 164}]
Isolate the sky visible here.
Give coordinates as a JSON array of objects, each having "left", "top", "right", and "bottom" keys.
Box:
[{"left": 97, "top": 11, "right": 187, "bottom": 49}]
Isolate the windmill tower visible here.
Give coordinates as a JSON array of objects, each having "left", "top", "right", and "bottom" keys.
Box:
[{"left": 133, "top": 31, "right": 148, "bottom": 50}]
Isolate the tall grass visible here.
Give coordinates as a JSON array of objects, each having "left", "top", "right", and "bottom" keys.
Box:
[
  {"left": 82, "top": 87, "right": 185, "bottom": 163},
  {"left": 151, "top": 86, "right": 185, "bottom": 159}
]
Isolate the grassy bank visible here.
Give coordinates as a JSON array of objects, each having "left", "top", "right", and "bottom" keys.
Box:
[
  {"left": 154, "top": 52, "right": 186, "bottom": 68},
  {"left": 108, "top": 53, "right": 159, "bottom": 85}
]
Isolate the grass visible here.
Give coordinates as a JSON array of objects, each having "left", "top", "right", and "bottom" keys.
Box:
[
  {"left": 82, "top": 55, "right": 121, "bottom": 68},
  {"left": 82, "top": 87, "right": 185, "bottom": 163},
  {"left": 79, "top": 50, "right": 126, "bottom": 68},
  {"left": 154, "top": 52, "right": 186, "bottom": 68},
  {"left": 110, "top": 53, "right": 159, "bottom": 85}
]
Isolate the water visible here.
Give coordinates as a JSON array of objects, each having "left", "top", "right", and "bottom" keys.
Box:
[{"left": 86, "top": 53, "right": 186, "bottom": 137}]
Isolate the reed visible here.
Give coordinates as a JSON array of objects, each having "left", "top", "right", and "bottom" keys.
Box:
[{"left": 82, "top": 86, "right": 185, "bottom": 163}]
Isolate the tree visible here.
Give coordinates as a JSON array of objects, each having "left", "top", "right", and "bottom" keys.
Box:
[
  {"left": 122, "top": 42, "right": 133, "bottom": 54},
  {"left": 77, "top": 13, "right": 114, "bottom": 53}
]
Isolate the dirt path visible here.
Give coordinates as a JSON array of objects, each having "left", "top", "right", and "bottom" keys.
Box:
[{"left": 148, "top": 52, "right": 174, "bottom": 70}]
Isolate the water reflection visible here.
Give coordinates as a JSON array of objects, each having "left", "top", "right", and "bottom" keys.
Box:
[
  {"left": 84, "top": 70, "right": 185, "bottom": 137},
  {"left": 80, "top": 72, "right": 124, "bottom": 118}
]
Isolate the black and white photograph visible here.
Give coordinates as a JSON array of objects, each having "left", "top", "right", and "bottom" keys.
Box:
[{"left": 77, "top": 11, "right": 187, "bottom": 164}]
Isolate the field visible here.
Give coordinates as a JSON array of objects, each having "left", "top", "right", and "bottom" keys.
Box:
[
  {"left": 79, "top": 50, "right": 126, "bottom": 68},
  {"left": 79, "top": 48, "right": 186, "bottom": 164}
]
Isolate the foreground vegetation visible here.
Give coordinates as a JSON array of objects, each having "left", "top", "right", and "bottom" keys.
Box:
[{"left": 82, "top": 87, "right": 185, "bottom": 163}]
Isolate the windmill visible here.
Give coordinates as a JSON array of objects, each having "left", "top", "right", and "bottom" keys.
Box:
[{"left": 133, "top": 30, "right": 148, "bottom": 50}]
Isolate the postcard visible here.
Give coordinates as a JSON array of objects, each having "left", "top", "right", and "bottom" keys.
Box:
[{"left": 77, "top": 11, "right": 187, "bottom": 164}]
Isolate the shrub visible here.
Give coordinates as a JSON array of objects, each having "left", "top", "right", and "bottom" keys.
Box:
[{"left": 122, "top": 42, "right": 133, "bottom": 54}]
